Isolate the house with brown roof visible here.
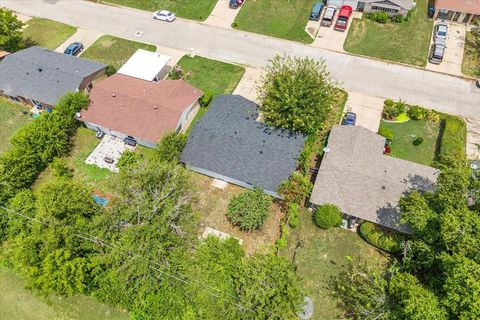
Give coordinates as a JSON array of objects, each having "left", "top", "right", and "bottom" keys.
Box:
[
  {"left": 78, "top": 74, "right": 203, "bottom": 148},
  {"left": 434, "top": 0, "right": 480, "bottom": 24},
  {"left": 310, "top": 126, "right": 438, "bottom": 233}
]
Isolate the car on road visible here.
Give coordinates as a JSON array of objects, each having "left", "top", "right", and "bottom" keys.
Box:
[
  {"left": 63, "top": 42, "right": 83, "bottom": 56},
  {"left": 153, "top": 10, "right": 175, "bottom": 22},
  {"left": 309, "top": 2, "right": 324, "bottom": 21},
  {"left": 321, "top": 6, "right": 337, "bottom": 27},
  {"left": 341, "top": 112, "right": 357, "bottom": 125},
  {"left": 434, "top": 22, "right": 448, "bottom": 42},
  {"left": 334, "top": 5, "right": 352, "bottom": 31},
  {"left": 429, "top": 40, "right": 446, "bottom": 64}
]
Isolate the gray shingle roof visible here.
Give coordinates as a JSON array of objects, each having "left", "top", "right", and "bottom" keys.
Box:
[
  {"left": 180, "top": 95, "right": 306, "bottom": 194},
  {"left": 365, "top": 0, "right": 414, "bottom": 10},
  {"left": 310, "top": 126, "right": 438, "bottom": 233},
  {"left": 0, "top": 46, "right": 105, "bottom": 105}
]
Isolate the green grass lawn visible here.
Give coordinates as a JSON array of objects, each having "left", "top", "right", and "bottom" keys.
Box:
[
  {"left": 0, "top": 266, "right": 129, "bottom": 320},
  {"left": 462, "top": 31, "right": 480, "bottom": 78},
  {"left": 344, "top": 0, "right": 433, "bottom": 67},
  {"left": 380, "top": 119, "right": 440, "bottom": 166},
  {"left": 281, "top": 210, "right": 388, "bottom": 320},
  {"left": 233, "top": 0, "right": 315, "bottom": 43},
  {"left": 81, "top": 35, "right": 156, "bottom": 69},
  {"left": 22, "top": 18, "right": 77, "bottom": 50},
  {"left": 176, "top": 55, "right": 245, "bottom": 133},
  {"left": 0, "top": 98, "right": 31, "bottom": 155},
  {"left": 102, "top": 0, "right": 218, "bottom": 21}
]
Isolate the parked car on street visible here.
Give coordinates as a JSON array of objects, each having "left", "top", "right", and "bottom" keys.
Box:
[
  {"left": 334, "top": 5, "right": 352, "bottom": 31},
  {"left": 153, "top": 10, "right": 175, "bottom": 22},
  {"left": 434, "top": 22, "right": 448, "bottom": 42},
  {"left": 309, "top": 2, "right": 324, "bottom": 21},
  {"left": 64, "top": 42, "right": 83, "bottom": 56},
  {"left": 341, "top": 112, "right": 357, "bottom": 125},
  {"left": 321, "top": 6, "right": 337, "bottom": 27},
  {"left": 429, "top": 40, "right": 446, "bottom": 64}
]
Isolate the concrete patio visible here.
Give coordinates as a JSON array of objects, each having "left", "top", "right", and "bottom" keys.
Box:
[{"left": 85, "top": 135, "right": 129, "bottom": 173}]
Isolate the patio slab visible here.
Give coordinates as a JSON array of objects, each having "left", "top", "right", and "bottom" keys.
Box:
[
  {"left": 202, "top": 226, "right": 244, "bottom": 244},
  {"left": 85, "top": 134, "right": 128, "bottom": 173}
]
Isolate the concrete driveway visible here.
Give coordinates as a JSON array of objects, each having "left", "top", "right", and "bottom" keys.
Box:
[
  {"left": 344, "top": 91, "right": 384, "bottom": 132},
  {"left": 55, "top": 28, "right": 103, "bottom": 55},
  {"left": 233, "top": 67, "right": 262, "bottom": 102},
  {"left": 311, "top": 12, "right": 360, "bottom": 52},
  {"left": 426, "top": 23, "right": 466, "bottom": 76},
  {"left": 203, "top": 0, "right": 240, "bottom": 29}
]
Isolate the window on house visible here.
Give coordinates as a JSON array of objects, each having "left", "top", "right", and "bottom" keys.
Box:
[{"left": 371, "top": 5, "right": 398, "bottom": 13}]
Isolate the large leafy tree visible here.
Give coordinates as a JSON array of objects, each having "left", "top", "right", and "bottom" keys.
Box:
[
  {"left": 0, "top": 9, "right": 24, "bottom": 52},
  {"left": 258, "top": 55, "right": 336, "bottom": 134}
]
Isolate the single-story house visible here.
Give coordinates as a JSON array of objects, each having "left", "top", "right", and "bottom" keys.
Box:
[
  {"left": 434, "top": 0, "right": 480, "bottom": 24},
  {"left": 180, "top": 95, "right": 306, "bottom": 198},
  {"left": 117, "top": 49, "right": 171, "bottom": 82},
  {"left": 310, "top": 125, "right": 438, "bottom": 233},
  {"left": 79, "top": 74, "right": 203, "bottom": 148},
  {"left": 327, "top": 0, "right": 415, "bottom": 16},
  {"left": 0, "top": 46, "right": 106, "bottom": 107}
]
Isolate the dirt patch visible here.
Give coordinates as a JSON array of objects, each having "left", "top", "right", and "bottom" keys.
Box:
[
  {"left": 191, "top": 173, "right": 283, "bottom": 255},
  {"left": 100, "top": 39, "right": 114, "bottom": 48}
]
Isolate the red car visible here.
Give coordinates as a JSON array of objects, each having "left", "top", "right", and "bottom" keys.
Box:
[{"left": 334, "top": 5, "right": 352, "bottom": 31}]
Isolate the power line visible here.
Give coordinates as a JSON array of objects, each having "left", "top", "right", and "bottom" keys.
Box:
[{"left": 0, "top": 204, "right": 282, "bottom": 318}]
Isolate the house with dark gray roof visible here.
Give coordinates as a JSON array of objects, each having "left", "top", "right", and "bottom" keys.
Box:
[
  {"left": 0, "top": 46, "right": 106, "bottom": 107},
  {"left": 180, "top": 95, "right": 305, "bottom": 198},
  {"left": 310, "top": 125, "right": 438, "bottom": 233}
]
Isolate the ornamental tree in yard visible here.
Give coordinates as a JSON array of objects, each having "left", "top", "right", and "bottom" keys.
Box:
[
  {"left": 227, "top": 186, "right": 271, "bottom": 231},
  {"left": 0, "top": 9, "right": 24, "bottom": 52},
  {"left": 257, "top": 55, "right": 336, "bottom": 134}
]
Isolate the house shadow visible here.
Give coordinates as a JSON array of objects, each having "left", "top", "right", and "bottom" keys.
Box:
[{"left": 402, "top": 173, "right": 437, "bottom": 195}]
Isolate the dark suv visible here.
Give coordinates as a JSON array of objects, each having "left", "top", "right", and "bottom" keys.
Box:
[{"left": 309, "top": 2, "right": 324, "bottom": 21}]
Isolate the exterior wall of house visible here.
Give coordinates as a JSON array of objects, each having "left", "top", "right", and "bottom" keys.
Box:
[
  {"left": 328, "top": 0, "right": 360, "bottom": 10},
  {"left": 434, "top": 9, "right": 479, "bottom": 24},
  {"left": 177, "top": 101, "right": 200, "bottom": 133},
  {"left": 364, "top": 2, "right": 408, "bottom": 16},
  {"left": 0, "top": 92, "right": 52, "bottom": 108},
  {"left": 185, "top": 165, "right": 280, "bottom": 198},
  {"left": 84, "top": 122, "right": 157, "bottom": 149},
  {"left": 78, "top": 67, "right": 106, "bottom": 91}
]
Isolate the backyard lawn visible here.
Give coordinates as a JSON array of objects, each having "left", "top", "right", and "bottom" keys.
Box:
[
  {"left": 0, "top": 98, "right": 31, "bottom": 155},
  {"left": 176, "top": 55, "right": 245, "bottom": 133},
  {"left": 102, "top": 0, "right": 217, "bottom": 20},
  {"left": 281, "top": 211, "right": 388, "bottom": 320},
  {"left": 0, "top": 266, "right": 129, "bottom": 320},
  {"left": 462, "top": 31, "right": 480, "bottom": 78},
  {"left": 233, "top": 0, "right": 315, "bottom": 43},
  {"left": 22, "top": 18, "right": 77, "bottom": 50},
  {"left": 344, "top": 0, "right": 433, "bottom": 67},
  {"left": 81, "top": 35, "right": 156, "bottom": 69},
  {"left": 380, "top": 119, "right": 440, "bottom": 166}
]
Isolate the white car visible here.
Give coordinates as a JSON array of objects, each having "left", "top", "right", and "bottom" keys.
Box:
[
  {"left": 153, "top": 10, "right": 175, "bottom": 22},
  {"left": 434, "top": 22, "right": 448, "bottom": 42}
]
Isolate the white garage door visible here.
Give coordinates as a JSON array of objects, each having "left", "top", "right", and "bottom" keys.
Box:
[
  {"left": 327, "top": 0, "right": 358, "bottom": 10},
  {"left": 327, "top": 0, "right": 344, "bottom": 9}
]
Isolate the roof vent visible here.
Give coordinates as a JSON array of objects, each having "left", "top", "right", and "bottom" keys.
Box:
[
  {"left": 260, "top": 150, "right": 263, "bottom": 154},
  {"left": 112, "top": 93, "right": 116, "bottom": 97},
  {"left": 38, "top": 68, "right": 42, "bottom": 72},
  {"left": 143, "top": 89, "right": 147, "bottom": 95},
  {"left": 153, "top": 105, "right": 158, "bottom": 110},
  {"left": 381, "top": 186, "right": 386, "bottom": 190}
]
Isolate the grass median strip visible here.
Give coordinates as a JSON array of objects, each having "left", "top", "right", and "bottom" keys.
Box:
[{"left": 22, "top": 18, "right": 77, "bottom": 50}]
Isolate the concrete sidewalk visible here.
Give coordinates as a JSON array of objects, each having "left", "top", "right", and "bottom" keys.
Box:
[
  {"left": 233, "top": 67, "right": 262, "bottom": 102},
  {"left": 55, "top": 28, "right": 104, "bottom": 55},
  {"left": 466, "top": 118, "right": 480, "bottom": 160},
  {"left": 203, "top": 0, "right": 240, "bottom": 29}
]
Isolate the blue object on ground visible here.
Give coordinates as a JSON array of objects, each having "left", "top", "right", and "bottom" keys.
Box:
[
  {"left": 32, "top": 113, "right": 40, "bottom": 119},
  {"left": 93, "top": 195, "right": 108, "bottom": 207},
  {"left": 46, "top": 108, "right": 52, "bottom": 113}
]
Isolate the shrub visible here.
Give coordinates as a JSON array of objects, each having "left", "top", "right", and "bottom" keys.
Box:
[
  {"left": 276, "top": 224, "right": 289, "bottom": 250},
  {"left": 313, "top": 204, "right": 342, "bottom": 229},
  {"left": 359, "top": 222, "right": 405, "bottom": 254},
  {"left": 105, "top": 65, "right": 116, "bottom": 76},
  {"left": 117, "top": 150, "right": 140, "bottom": 169},
  {"left": 278, "top": 172, "right": 313, "bottom": 204},
  {"left": 413, "top": 137, "right": 424, "bottom": 146},
  {"left": 407, "top": 106, "right": 426, "bottom": 120},
  {"left": 297, "top": 134, "right": 316, "bottom": 175},
  {"left": 392, "top": 15, "right": 404, "bottom": 23},
  {"left": 394, "top": 100, "right": 407, "bottom": 115},
  {"left": 384, "top": 99, "right": 395, "bottom": 107},
  {"left": 288, "top": 203, "right": 299, "bottom": 228},
  {"left": 50, "top": 157, "right": 73, "bottom": 179},
  {"left": 227, "top": 187, "right": 272, "bottom": 230},
  {"left": 425, "top": 110, "right": 440, "bottom": 124},
  {"left": 378, "top": 127, "right": 394, "bottom": 140},
  {"left": 367, "top": 12, "right": 390, "bottom": 24},
  {"left": 383, "top": 104, "right": 399, "bottom": 120},
  {"left": 439, "top": 116, "right": 467, "bottom": 161},
  {"left": 155, "top": 132, "right": 187, "bottom": 163},
  {"left": 199, "top": 90, "right": 213, "bottom": 107},
  {"left": 232, "top": 21, "right": 238, "bottom": 28}
]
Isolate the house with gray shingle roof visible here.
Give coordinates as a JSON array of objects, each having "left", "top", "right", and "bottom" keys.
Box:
[
  {"left": 310, "top": 125, "right": 438, "bottom": 233},
  {"left": 180, "top": 95, "right": 306, "bottom": 198},
  {"left": 0, "top": 46, "right": 105, "bottom": 107}
]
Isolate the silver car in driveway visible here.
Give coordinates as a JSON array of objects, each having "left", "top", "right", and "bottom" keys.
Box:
[
  {"left": 430, "top": 40, "right": 446, "bottom": 64},
  {"left": 434, "top": 22, "right": 448, "bottom": 42}
]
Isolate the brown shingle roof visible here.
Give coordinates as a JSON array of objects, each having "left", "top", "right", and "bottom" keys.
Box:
[
  {"left": 310, "top": 126, "right": 438, "bottom": 233},
  {"left": 435, "top": 0, "right": 480, "bottom": 15},
  {"left": 80, "top": 74, "right": 202, "bottom": 143}
]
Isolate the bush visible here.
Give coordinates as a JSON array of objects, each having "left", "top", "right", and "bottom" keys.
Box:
[
  {"left": 383, "top": 104, "right": 399, "bottom": 120},
  {"left": 378, "top": 127, "right": 394, "bottom": 140},
  {"left": 392, "top": 15, "right": 404, "bottom": 23},
  {"left": 313, "top": 204, "right": 342, "bottom": 229},
  {"left": 407, "top": 106, "right": 426, "bottom": 120},
  {"left": 367, "top": 12, "right": 390, "bottom": 24},
  {"left": 155, "top": 132, "right": 187, "bottom": 163},
  {"left": 199, "top": 90, "right": 213, "bottom": 107},
  {"left": 278, "top": 172, "right": 313, "bottom": 204},
  {"left": 232, "top": 21, "right": 238, "bottom": 28},
  {"left": 425, "top": 110, "right": 440, "bottom": 124},
  {"left": 50, "top": 157, "right": 73, "bottom": 179},
  {"left": 276, "top": 224, "right": 289, "bottom": 250},
  {"left": 117, "top": 150, "right": 140, "bottom": 169},
  {"left": 105, "top": 65, "right": 116, "bottom": 76},
  {"left": 384, "top": 99, "right": 395, "bottom": 107},
  {"left": 413, "top": 137, "right": 424, "bottom": 146},
  {"left": 288, "top": 203, "right": 299, "bottom": 228},
  {"left": 439, "top": 116, "right": 467, "bottom": 161},
  {"left": 359, "top": 222, "right": 405, "bottom": 254},
  {"left": 394, "top": 100, "right": 407, "bottom": 115},
  {"left": 227, "top": 187, "right": 272, "bottom": 230}
]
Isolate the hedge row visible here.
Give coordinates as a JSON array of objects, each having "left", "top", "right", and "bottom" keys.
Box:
[
  {"left": 359, "top": 222, "right": 406, "bottom": 254},
  {"left": 439, "top": 116, "right": 467, "bottom": 161},
  {"left": 0, "top": 92, "right": 89, "bottom": 202}
]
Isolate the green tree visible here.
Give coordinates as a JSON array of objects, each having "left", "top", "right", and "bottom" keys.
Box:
[
  {"left": 116, "top": 150, "right": 140, "bottom": 169},
  {"left": 258, "top": 55, "right": 336, "bottom": 134},
  {"left": 313, "top": 204, "right": 342, "bottom": 229},
  {"left": 0, "top": 9, "right": 24, "bottom": 52},
  {"left": 155, "top": 132, "right": 187, "bottom": 163},
  {"left": 278, "top": 172, "right": 313, "bottom": 204},
  {"left": 227, "top": 186, "right": 271, "bottom": 230}
]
